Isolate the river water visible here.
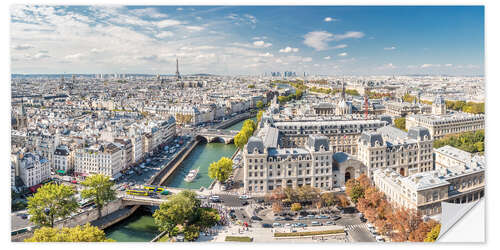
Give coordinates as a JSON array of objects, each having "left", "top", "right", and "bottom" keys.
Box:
[{"left": 105, "top": 116, "right": 256, "bottom": 242}]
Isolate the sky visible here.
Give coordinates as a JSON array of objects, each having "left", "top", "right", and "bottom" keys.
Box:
[{"left": 10, "top": 5, "right": 484, "bottom": 76}]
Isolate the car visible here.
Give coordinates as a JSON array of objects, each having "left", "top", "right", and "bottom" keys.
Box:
[
  {"left": 376, "top": 236, "right": 385, "bottom": 242},
  {"left": 20, "top": 214, "right": 28, "bottom": 219},
  {"left": 298, "top": 216, "right": 307, "bottom": 220},
  {"left": 325, "top": 221, "right": 336, "bottom": 225},
  {"left": 272, "top": 222, "right": 282, "bottom": 227},
  {"left": 209, "top": 196, "right": 221, "bottom": 202},
  {"left": 331, "top": 215, "right": 341, "bottom": 221},
  {"left": 283, "top": 216, "right": 293, "bottom": 221},
  {"left": 251, "top": 216, "right": 263, "bottom": 221},
  {"left": 261, "top": 223, "right": 272, "bottom": 228},
  {"left": 274, "top": 217, "right": 283, "bottom": 221},
  {"left": 307, "top": 214, "right": 315, "bottom": 219},
  {"left": 239, "top": 195, "right": 250, "bottom": 200},
  {"left": 241, "top": 201, "right": 249, "bottom": 206},
  {"left": 196, "top": 195, "right": 207, "bottom": 199},
  {"left": 319, "top": 215, "right": 330, "bottom": 219},
  {"left": 284, "top": 223, "right": 291, "bottom": 227},
  {"left": 360, "top": 217, "right": 367, "bottom": 222},
  {"left": 298, "top": 223, "right": 307, "bottom": 227},
  {"left": 311, "top": 221, "right": 322, "bottom": 226},
  {"left": 292, "top": 223, "right": 301, "bottom": 227}
]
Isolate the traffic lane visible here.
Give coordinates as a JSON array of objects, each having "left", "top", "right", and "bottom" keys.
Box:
[
  {"left": 335, "top": 215, "right": 375, "bottom": 242},
  {"left": 11, "top": 210, "right": 34, "bottom": 231},
  {"left": 217, "top": 194, "right": 250, "bottom": 207}
]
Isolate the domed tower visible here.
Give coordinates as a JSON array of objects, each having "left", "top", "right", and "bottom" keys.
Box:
[{"left": 432, "top": 95, "right": 446, "bottom": 115}]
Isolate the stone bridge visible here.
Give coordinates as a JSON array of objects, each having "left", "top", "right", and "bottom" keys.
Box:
[
  {"left": 196, "top": 129, "right": 239, "bottom": 144},
  {"left": 120, "top": 195, "right": 168, "bottom": 206}
]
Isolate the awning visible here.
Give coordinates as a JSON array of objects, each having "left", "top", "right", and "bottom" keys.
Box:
[{"left": 57, "top": 170, "right": 66, "bottom": 174}]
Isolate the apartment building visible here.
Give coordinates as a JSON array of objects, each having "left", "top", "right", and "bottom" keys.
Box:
[
  {"left": 357, "top": 126, "right": 434, "bottom": 178},
  {"left": 19, "top": 152, "right": 51, "bottom": 188},
  {"left": 74, "top": 143, "right": 122, "bottom": 178}
]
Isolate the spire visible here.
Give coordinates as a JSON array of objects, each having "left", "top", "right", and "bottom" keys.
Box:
[
  {"left": 175, "top": 58, "right": 181, "bottom": 80},
  {"left": 341, "top": 81, "right": 346, "bottom": 100}
]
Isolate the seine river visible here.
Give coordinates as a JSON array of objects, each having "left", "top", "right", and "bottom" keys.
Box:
[{"left": 105, "top": 116, "right": 256, "bottom": 242}]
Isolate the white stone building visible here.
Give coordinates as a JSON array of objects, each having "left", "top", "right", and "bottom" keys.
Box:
[{"left": 19, "top": 152, "right": 51, "bottom": 188}]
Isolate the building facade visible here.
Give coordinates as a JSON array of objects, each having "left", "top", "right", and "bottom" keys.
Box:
[
  {"left": 405, "top": 112, "right": 484, "bottom": 139},
  {"left": 74, "top": 143, "right": 122, "bottom": 177},
  {"left": 19, "top": 152, "right": 51, "bottom": 188},
  {"left": 357, "top": 126, "right": 434, "bottom": 178}
]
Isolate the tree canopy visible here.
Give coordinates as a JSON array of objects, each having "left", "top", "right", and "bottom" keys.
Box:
[
  {"left": 256, "top": 100, "right": 264, "bottom": 109},
  {"left": 24, "top": 223, "right": 114, "bottom": 242},
  {"left": 433, "top": 130, "right": 484, "bottom": 153},
  {"left": 80, "top": 174, "right": 116, "bottom": 218},
  {"left": 208, "top": 157, "right": 233, "bottom": 183},
  {"left": 153, "top": 191, "right": 219, "bottom": 241},
  {"left": 27, "top": 183, "right": 79, "bottom": 227},
  {"left": 394, "top": 117, "right": 407, "bottom": 131}
]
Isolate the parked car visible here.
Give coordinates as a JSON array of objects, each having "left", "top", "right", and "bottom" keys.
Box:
[
  {"left": 283, "top": 217, "right": 293, "bottom": 221},
  {"left": 376, "top": 236, "right": 385, "bottom": 242},
  {"left": 325, "top": 221, "right": 336, "bottom": 225},
  {"left": 251, "top": 216, "right": 263, "bottom": 221},
  {"left": 307, "top": 214, "right": 315, "bottom": 219},
  {"left": 319, "top": 215, "right": 330, "bottom": 219},
  {"left": 196, "top": 195, "right": 207, "bottom": 199},
  {"left": 239, "top": 195, "right": 250, "bottom": 200},
  {"left": 298, "top": 216, "right": 307, "bottom": 220},
  {"left": 272, "top": 222, "right": 282, "bottom": 227},
  {"left": 311, "top": 221, "right": 322, "bottom": 226},
  {"left": 261, "top": 223, "right": 272, "bottom": 228},
  {"left": 274, "top": 217, "right": 284, "bottom": 221},
  {"left": 241, "top": 201, "right": 249, "bottom": 206},
  {"left": 331, "top": 215, "right": 341, "bottom": 221}
]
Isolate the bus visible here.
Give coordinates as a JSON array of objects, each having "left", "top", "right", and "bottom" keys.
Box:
[
  {"left": 143, "top": 185, "right": 169, "bottom": 195},
  {"left": 126, "top": 189, "right": 150, "bottom": 196}
]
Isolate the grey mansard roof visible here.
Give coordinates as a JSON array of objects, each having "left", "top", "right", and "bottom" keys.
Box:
[
  {"left": 408, "top": 126, "right": 431, "bottom": 141},
  {"left": 306, "top": 134, "right": 330, "bottom": 151},
  {"left": 246, "top": 136, "right": 264, "bottom": 154},
  {"left": 359, "top": 132, "right": 384, "bottom": 147}
]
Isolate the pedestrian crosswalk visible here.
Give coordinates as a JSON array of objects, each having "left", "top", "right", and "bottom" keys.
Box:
[{"left": 344, "top": 224, "right": 369, "bottom": 232}]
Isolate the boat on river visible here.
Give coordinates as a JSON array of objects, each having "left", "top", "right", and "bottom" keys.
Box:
[{"left": 184, "top": 167, "right": 199, "bottom": 182}]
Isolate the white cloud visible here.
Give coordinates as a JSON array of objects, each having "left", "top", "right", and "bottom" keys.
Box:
[
  {"left": 421, "top": 64, "right": 440, "bottom": 68},
  {"left": 253, "top": 40, "right": 272, "bottom": 48},
  {"left": 65, "top": 53, "right": 84, "bottom": 60},
  {"left": 323, "top": 56, "right": 331, "bottom": 60},
  {"left": 129, "top": 7, "right": 168, "bottom": 19},
  {"left": 302, "top": 57, "right": 313, "bottom": 62},
  {"left": 379, "top": 63, "right": 396, "bottom": 69},
  {"left": 13, "top": 44, "right": 34, "bottom": 50},
  {"left": 338, "top": 52, "right": 348, "bottom": 57},
  {"left": 384, "top": 46, "right": 396, "bottom": 50},
  {"left": 445, "top": 64, "right": 453, "bottom": 67},
  {"left": 324, "top": 17, "right": 337, "bottom": 22},
  {"left": 90, "top": 48, "right": 104, "bottom": 53},
  {"left": 185, "top": 26, "right": 204, "bottom": 31},
  {"left": 34, "top": 52, "right": 50, "bottom": 59},
  {"left": 155, "top": 31, "right": 174, "bottom": 39},
  {"left": 156, "top": 19, "right": 182, "bottom": 28},
  {"left": 304, "top": 31, "right": 364, "bottom": 51},
  {"left": 279, "top": 46, "right": 299, "bottom": 53},
  {"left": 259, "top": 52, "right": 274, "bottom": 57},
  {"left": 332, "top": 44, "right": 347, "bottom": 49}
]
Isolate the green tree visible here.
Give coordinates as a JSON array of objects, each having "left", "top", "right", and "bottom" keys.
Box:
[
  {"left": 153, "top": 191, "right": 202, "bottom": 237},
  {"left": 24, "top": 223, "right": 114, "bottom": 242},
  {"left": 256, "top": 110, "right": 264, "bottom": 123},
  {"left": 195, "top": 207, "right": 221, "bottom": 229},
  {"left": 208, "top": 157, "right": 233, "bottom": 183},
  {"left": 80, "top": 174, "right": 116, "bottom": 218},
  {"left": 345, "top": 179, "right": 365, "bottom": 204},
  {"left": 256, "top": 100, "right": 264, "bottom": 109},
  {"left": 234, "top": 132, "right": 249, "bottom": 149},
  {"left": 394, "top": 117, "right": 406, "bottom": 131},
  {"left": 184, "top": 225, "right": 201, "bottom": 241},
  {"left": 27, "top": 183, "right": 78, "bottom": 228},
  {"left": 291, "top": 202, "right": 302, "bottom": 211},
  {"left": 424, "top": 224, "right": 441, "bottom": 242}
]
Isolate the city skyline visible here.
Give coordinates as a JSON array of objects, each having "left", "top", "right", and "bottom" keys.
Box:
[{"left": 10, "top": 5, "right": 484, "bottom": 76}]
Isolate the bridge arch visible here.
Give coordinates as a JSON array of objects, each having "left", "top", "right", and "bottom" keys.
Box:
[{"left": 195, "top": 135, "right": 208, "bottom": 143}]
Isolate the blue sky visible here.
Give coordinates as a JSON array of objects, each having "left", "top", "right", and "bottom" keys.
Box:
[{"left": 10, "top": 5, "right": 484, "bottom": 75}]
